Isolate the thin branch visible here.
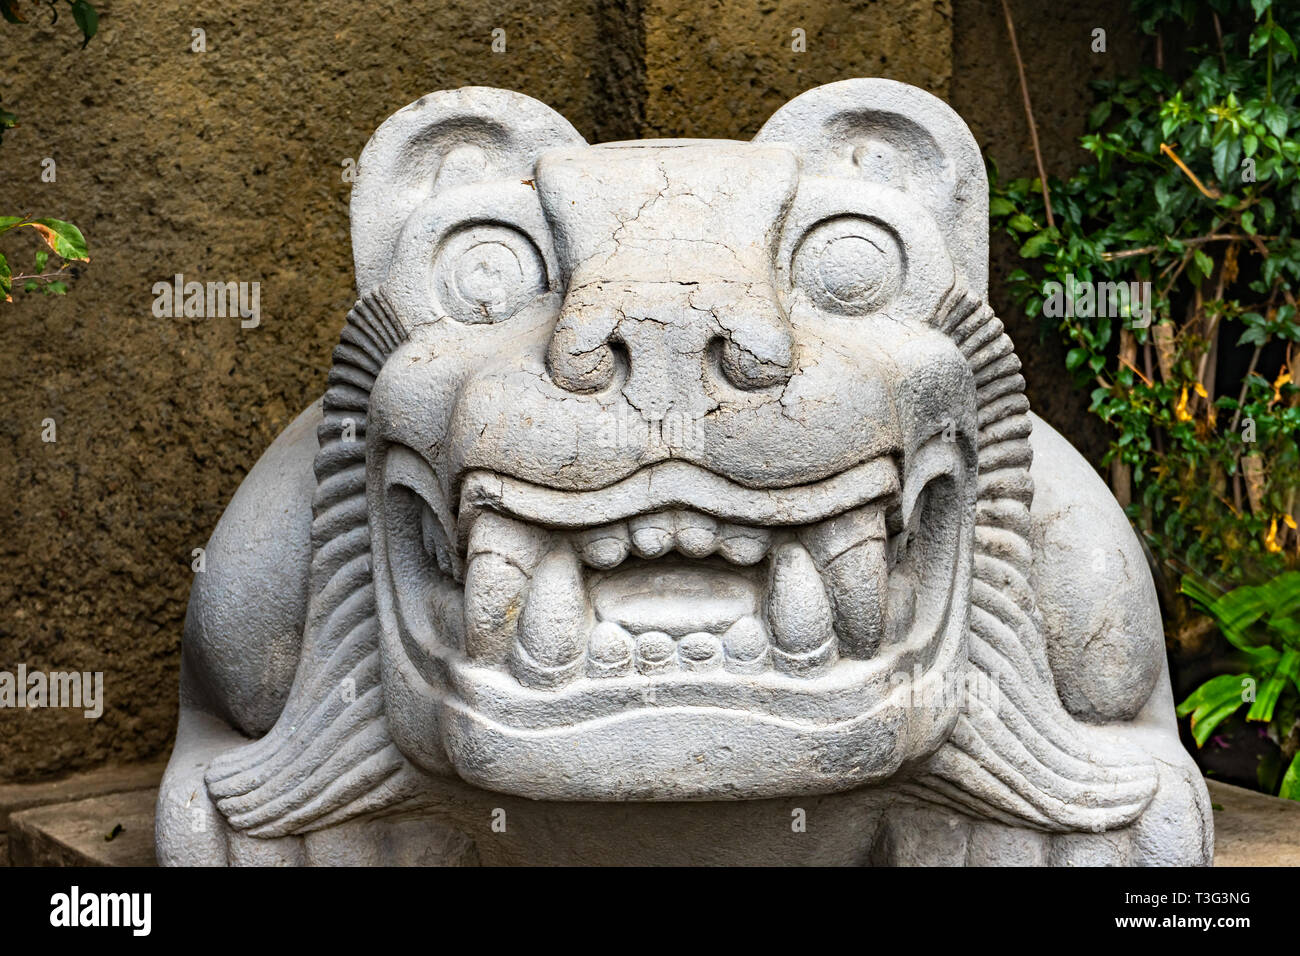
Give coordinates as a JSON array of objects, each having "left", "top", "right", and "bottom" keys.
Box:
[
  {"left": 1197, "top": 257, "right": 1229, "bottom": 399},
  {"left": 1119, "top": 354, "right": 1153, "bottom": 387},
  {"left": 1001, "top": 0, "right": 1054, "bottom": 229},
  {"left": 1212, "top": 11, "right": 1227, "bottom": 71},
  {"left": 1160, "top": 142, "right": 1222, "bottom": 199},
  {"left": 1104, "top": 233, "right": 1271, "bottom": 260},
  {"left": 10, "top": 269, "right": 73, "bottom": 282}
]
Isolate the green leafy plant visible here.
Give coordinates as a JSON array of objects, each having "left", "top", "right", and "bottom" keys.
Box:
[
  {"left": 989, "top": 0, "right": 1300, "bottom": 613},
  {"left": 0, "top": 217, "right": 88, "bottom": 300},
  {"left": 1177, "top": 571, "right": 1300, "bottom": 799},
  {"left": 0, "top": 0, "right": 97, "bottom": 301}
]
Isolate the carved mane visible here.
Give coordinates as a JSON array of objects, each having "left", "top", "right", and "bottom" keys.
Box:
[
  {"left": 206, "top": 290, "right": 431, "bottom": 836},
  {"left": 206, "top": 283, "right": 1158, "bottom": 837},
  {"left": 908, "top": 285, "right": 1157, "bottom": 831}
]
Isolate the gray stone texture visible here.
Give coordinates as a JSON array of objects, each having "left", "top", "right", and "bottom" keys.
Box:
[{"left": 154, "top": 80, "right": 1211, "bottom": 865}]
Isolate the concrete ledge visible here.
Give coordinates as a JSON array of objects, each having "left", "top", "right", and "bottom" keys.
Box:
[
  {"left": 0, "top": 761, "right": 167, "bottom": 832},
  {"left": 1208, "top": 779, "right": 1300, "bottom": 866},
  {"left": 0, "top": 761, "right": 166, "bottom": 867},
  {"left": 8, "top": 789, "right": 158, "bottom": 867}
]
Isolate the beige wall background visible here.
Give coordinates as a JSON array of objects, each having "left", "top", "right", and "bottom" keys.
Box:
[{"left": 0, "top": 0, "right": 1138, "bottom": 779}]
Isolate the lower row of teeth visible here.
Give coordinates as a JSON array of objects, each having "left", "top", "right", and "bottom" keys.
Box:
[{"left": 457, "top": 506, "right": 902, "bottom": 690}]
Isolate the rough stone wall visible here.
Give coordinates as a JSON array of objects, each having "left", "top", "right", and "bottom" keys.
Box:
[
  {"left": 0, "top": 0, "right": 1138, "bottom": 780},
  {"left": 640, "top": 0, "right": 951, "bottom": 137}
]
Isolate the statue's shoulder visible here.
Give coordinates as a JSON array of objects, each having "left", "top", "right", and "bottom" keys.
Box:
[
  {"left": 1025, "top": 412, "right": 1165, "bottom": 722},
  {"left": 183, "top": 399, "right": 321, "bottom": 736}
]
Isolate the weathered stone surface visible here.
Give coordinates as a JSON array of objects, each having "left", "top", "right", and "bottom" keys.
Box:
[
  {"left": 155, "top": 80, "right": 1211, "bottom": 865},
  {"left": 9, "top": 789, "right": 158, "bottom": 867},
  {"left": 1207, "top": 780, "right": 1300, "bottom": 867}
]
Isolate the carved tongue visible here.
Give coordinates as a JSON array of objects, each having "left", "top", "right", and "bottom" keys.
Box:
[
  {"left": 591, "top": 564, "right": 758, "bottom": 637},
  {"left": 463, "top": 512, "right": 552, "bottom": 664},
  {"left": 512, "top": 543, "right": 591, "bottom": 689},
  {"left": 766, "top": 542, "right": 837, "bottom": 676},
  {"left": 799, "top": 506, "right": 888, "bottom": 658}
]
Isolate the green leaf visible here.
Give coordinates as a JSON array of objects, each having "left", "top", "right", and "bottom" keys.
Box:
[
  {"left": 1008, "top": 213, "right": 1036, "bottom": 232},
  {"left": 1272, "top": 24, "right": 1298, "bottom": 60},
  {"left": 1192, "top": 698, "right": 1246, "bottom": 747},
  {"left": 1212, "top": 137, "right": 1232, "bottom": 182},
  {"left": 1245, "top": 656, "right": 1293, "bottom": 722},
  {"left": 1066, "top": 348, "right": 1087, "bottom": 371},
  {"left": 0, "top": 252, "right": 10, "bottom": 301},
  {"left": 1280, "top": 752, "right": 1300, "bottom": 802},
  {"left": 45, "top": 280, "right": 68, "bottom": 295},
  {"left": 1089, "top": 100, "right": 1113, "bottom": 130},
  {"left": 1243, "top": 210, "right": 1256, "bottom": 234},
  {"left": 1177, "top": 673, "right": 1247, "bottom": 717},
  {"left": 1263, "top": 104, "right": 1288, "bottom": 140},
  {"left": 1251, "top": 25, "right": 1273, "bottom": 55},
  {"left": 34, "top": 250, "right": 47, "bottom": 272},
  {"left": 29, "top": 219, "right": 88, "bottom": 261},
  {"left": 1194, "top": 249, "right": 1215, "bottom": 281},
  {"left": 69, "top": 1, "right": 98, "bottom": 48},
  {"left": 1019, "top": 232, "right": 1054, "bottom": 258},
  {"left": 1180, "top": 575, "right": 1220, "bottom": 614},
  {"left": 989, "top": 196, "right": 1016, "bottom": 217}
]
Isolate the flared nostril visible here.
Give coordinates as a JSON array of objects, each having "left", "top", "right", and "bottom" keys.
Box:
[
  {"left": 547, "top": 327, "right": 621, "bottom": 393},
  {"left": 718, "top": 337, "right": 793, "bottom": 391}
]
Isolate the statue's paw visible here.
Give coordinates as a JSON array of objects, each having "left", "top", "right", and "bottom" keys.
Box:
[{"left": 1128, "top": 755, "right": 1214, "bottom": 865}]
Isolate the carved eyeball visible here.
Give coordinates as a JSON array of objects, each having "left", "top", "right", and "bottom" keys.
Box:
[
  {"left": 432, "top": 224, "right": 548, "bottom": 324},
  {"left": 792, "top": 216, "right": 904, "bottom": 316}
]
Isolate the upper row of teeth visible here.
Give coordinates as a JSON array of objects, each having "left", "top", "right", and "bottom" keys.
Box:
[
  {"left": 450, "top": 501, "right": 909, "bottom": 690},
  {"left": 572, "top": 512, "right": 773, "bottom": 568}
]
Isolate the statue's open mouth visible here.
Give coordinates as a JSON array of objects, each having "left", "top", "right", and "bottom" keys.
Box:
[{"left": 373, "top": 442, "right": 974, "bottom": 798}]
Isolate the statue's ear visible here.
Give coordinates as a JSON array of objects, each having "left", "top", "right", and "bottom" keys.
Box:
[
  {"left": 351, "top": 87, "right": 586, "bottom": 295},
  {"left": 754, "top": 79, "right": 987, "bottom": 298}
]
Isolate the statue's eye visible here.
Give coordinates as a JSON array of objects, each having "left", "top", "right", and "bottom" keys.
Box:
[
  {"left": 792, "top": 216, "right": 904, "bottom": 316},
  {"left": 432, "top": 224, "right": 548, "bottom": 324}
]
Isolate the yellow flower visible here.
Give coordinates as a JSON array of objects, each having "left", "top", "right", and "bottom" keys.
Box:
[
  {"left": 1194, "top": 382, "right": 1208, "bottom": 399},
  {"left": 1264, "top": 517, "right": 1282, "bottom": 554},
  {"left": 1272, "top": 369, "right": 1293, "bottom": 406},
  {"left": 1174, "top": 386, "right": 1193, "bottom": 422}
]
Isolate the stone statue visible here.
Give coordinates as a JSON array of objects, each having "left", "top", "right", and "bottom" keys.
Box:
[{"left": 157, "top": 80, "right": 1212, "bottom": 866}]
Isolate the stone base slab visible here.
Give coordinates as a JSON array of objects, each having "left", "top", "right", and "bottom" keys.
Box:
[
  {"left": 1206, "top": 778, "right": 1300, "bottom": 866},
  {"left": 8, "top": 789, "right": 158, "bottom": 867}
]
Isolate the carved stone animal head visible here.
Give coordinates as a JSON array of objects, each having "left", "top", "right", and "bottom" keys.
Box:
[{"left": 206, "top": 82, "right": 1157, "bottom": 835}]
